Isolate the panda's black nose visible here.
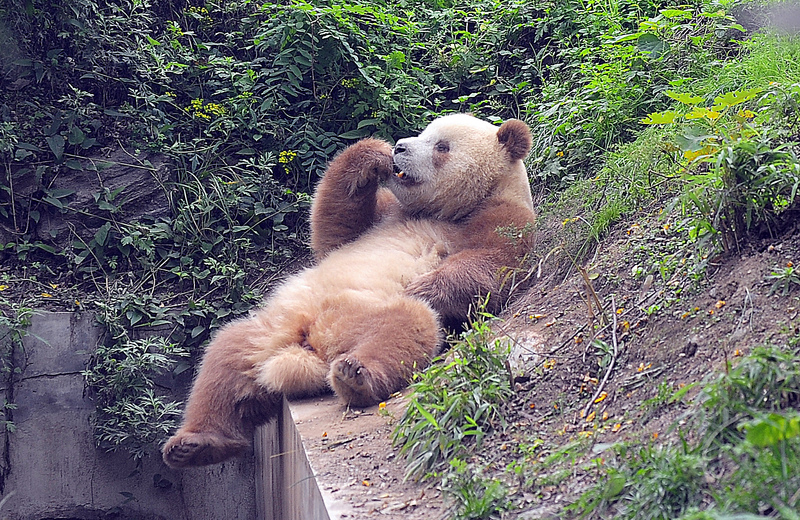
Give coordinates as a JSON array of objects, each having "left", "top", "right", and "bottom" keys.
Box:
[{"left": 394, "top": 142, "right": 407, "bottom": 154}]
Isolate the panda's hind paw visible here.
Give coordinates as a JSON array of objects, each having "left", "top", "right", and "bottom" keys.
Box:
[
  {"left": 162, "top": 431, "right": 248, "bottom": 468},
  {"left": 331, "top": 357, "right": 384, "bottom": 408}
]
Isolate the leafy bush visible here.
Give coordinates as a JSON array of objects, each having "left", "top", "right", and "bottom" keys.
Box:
[
  {"left": 444, "top": 458, "right": 511, "bottom": 520},
  {"left": 83, "top": 333, "right": 189, "bottom": 459},
  {"left": 393, "top": 313, "right": 513, "bottom": 479},
  {"left": 644, "top": 85, "right": 800, "bottom": 252}
]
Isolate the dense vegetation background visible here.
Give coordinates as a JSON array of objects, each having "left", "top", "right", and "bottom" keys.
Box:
[{"left": 2, "top": 0, "right": 800, "bottom": 517}]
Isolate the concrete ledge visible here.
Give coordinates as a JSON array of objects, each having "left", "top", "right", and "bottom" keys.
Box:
[
  {"left": 255, "top": 399, "right": 330, "bottom": 520},
  {"left": 288, "top": 394, "right": 445, "bottom": 519}
]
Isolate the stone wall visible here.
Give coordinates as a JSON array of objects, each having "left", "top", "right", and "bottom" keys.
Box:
[{"left": 0, "top": 311, "right": 257, "bottom": 520}]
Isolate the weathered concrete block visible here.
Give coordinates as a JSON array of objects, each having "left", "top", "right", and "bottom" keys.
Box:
[{"left": 0, "top": 311, "right": 257, "bottom": 520}]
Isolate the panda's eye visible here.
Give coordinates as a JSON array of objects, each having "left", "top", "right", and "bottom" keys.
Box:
[{"left": 435, "top": 141, "right": 450, "bottom": 153}]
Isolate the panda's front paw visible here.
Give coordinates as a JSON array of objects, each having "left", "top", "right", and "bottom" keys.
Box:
[{"left": 340, "top": 139, "right": 393, "bottom": 194}]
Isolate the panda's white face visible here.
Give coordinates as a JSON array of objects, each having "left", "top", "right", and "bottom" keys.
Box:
[{"left": 390, "top": 114, "right": 509, "bottom": 220}]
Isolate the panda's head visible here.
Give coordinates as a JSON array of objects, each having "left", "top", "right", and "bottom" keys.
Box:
[{"left": 390, "top": 114, "right": 532, "bottom": 220}]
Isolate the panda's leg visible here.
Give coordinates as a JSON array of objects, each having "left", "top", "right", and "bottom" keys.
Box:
[
  {"left": 328, "top": 297, "right": 442, "bottom": 407},
  {"left": 254, "top": 341, "right": 330, "bottom": 398},
  {"left": 163, "top": 304, "right": 330, "bottom": 468},
  {"left": 161, "top": 316, "right": 283, "bottom": 468}
]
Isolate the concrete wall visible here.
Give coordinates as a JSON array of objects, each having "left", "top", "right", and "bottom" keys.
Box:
[
  {"left": 0, "top": 311, "right": 258, "bottom": 520},
  {"left": 255, "top": 399, "right": 330, "bottom": 520}
]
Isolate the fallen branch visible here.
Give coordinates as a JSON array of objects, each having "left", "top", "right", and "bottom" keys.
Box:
[{"left": 583, "top": 294, "right": 620, "bottom": 418}]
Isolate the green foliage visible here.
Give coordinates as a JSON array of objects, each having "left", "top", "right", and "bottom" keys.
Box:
[
  {"left": 574, "top": 346, "right": 800, "bottom": 519},
  {"left": 695, "top": 346, "right": 800, "bottom": 448},
  {"left": 767, "top": 264, "right": 800, "bottom": 295},
  {"left": 0, "top": 298, "right": 32, "bottom": 434},
  {"left": 643, "top": 83, "right": 800, "bottom": 252},
  {"left": 574, "top": 442, "right": 709, "bottom": 520},
  {"left": 526, "top": 0, "right": 742, "bottom": 186},
  {"left": 82, "top": 334, "right": 189, "bottom": 460},
  {"left": 393, "top": 313, "right": 513, "bottom": 480},
  {"left": 444, "top": 459, "right": 510, "bottom": 520}
]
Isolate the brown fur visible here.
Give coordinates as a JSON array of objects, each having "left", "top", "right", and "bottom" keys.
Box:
[
  {"left": 162, "top": 114, "right": 536, "bottom": 468},
  {"left": 497, "top": 119, "right": 533, "bottom": 161},
  {"left": 310, "top": 139, "right": 394, "bottom": 260}
]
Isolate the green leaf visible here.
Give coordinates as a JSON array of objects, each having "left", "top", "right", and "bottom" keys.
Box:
[
  {"left": 103, "top": 109, "right": 130, "bottom": 118},
  {"left": 675, "top": 127, "right": 715, "bottom": 151},
  {"left": 126, "top": 309, "right": 143, "bottom": 326},
  {"left": 660, "top": 8, "right": 693, "bottom": 19},
  {"left": 146, "top": 35, "right": 161, "bottom": 46},
  {"left": 35, "top": 243, "right": 57, "bottom": 254},
  {"left": 603, "top": 470, "right": 626, "bottom": 498},
  {"left": 712, "top": 88, "right": 764, "bottom": 109},
  {"left": 94, "top": 222, "right": 112, "bottom": 246},
  {"left": 48, "top": 189, "right": 76, "bottom": 199},
  {"left": 685, "top": 107, "right": 717, "bottom": 120},
  {"left": 288, "top": 64, "right": 303, "bottom": 80},
  {"left": 97, "top": 200, "right": 117, "bottom": 212},
  {"left": 413, "top": 400, "right": 439, "bottom": 430},
  {"left": 356, "top": 118, "right": 380, "bottom": 129},
  {"left": 640, "top": 111, "right": 678, "bottom": 125},
  {"left": 74, "top": 249, "right": 90, "bottom": 265},
  {"left": 68, "top": 126, "right": 86, "bottom": 145},
  {"left": 191, "top": 325, "right": 205, "bottom": 338},
  {"left": 16, "top": 142, "right": 41, "bottom": 152},
  {"left": 665, "top": 90, "right": 704, "bottom": 105},
  {"left": 607, "top": 32, "right": 642, "bottom": 44},
  {"left": 746, "top": 413, "right": 800, "bottom": 447},
  {"left": 385, "top": 50, "right": 406, "bottom": 69},
  {"left": 46, "top": 135, "right": 65, "bottom": 161},
  {"left": 43, "top": 197, "right": 63, "bottom": 209},
  {"left": 637, "top": 33, "right": 670, "bottom": 58},
  {"left": 339, "top": 128, "right": 370, "bottom": 140},
  {"left": 65, "top": 159, "right": 83, "bottom": 170}
]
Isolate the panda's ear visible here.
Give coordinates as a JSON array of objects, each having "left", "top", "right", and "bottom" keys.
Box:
[{"left": 497, "top": 119, "right": 532, "bottom": 161}]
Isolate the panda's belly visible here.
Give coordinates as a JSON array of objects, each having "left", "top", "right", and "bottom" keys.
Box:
[{"left": 306, "top": 219, "right": 454, "bottom": 300}]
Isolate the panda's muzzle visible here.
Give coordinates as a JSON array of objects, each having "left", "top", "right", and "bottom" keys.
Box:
[{"left": 392, "top": 140, "right": 421, "bottom": 185}]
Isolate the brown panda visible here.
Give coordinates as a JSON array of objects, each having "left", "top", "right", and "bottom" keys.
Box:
[{"left": 162, "top": 114, "right": 536, "bottom": 468}]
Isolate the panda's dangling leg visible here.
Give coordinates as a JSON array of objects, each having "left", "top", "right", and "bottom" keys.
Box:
[{"left": 161, "top": 316, "right": 285, "bottom": 468}]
